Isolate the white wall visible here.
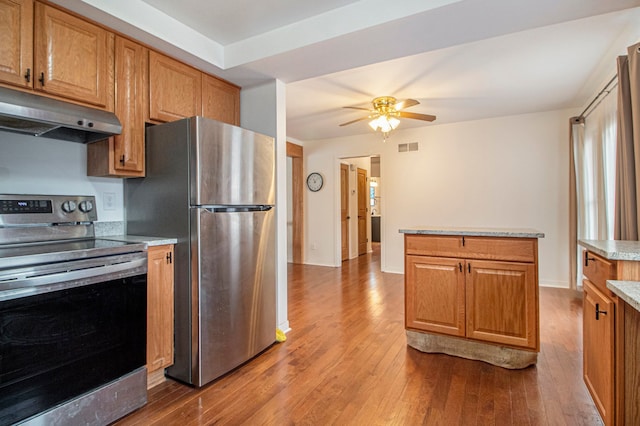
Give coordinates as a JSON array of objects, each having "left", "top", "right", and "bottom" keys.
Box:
[
  {"left": 304, "top": 109, "right": 573, "bottom": 288},
  {"left": 0, "top": 133, "right": 124, "bottom": 222}
]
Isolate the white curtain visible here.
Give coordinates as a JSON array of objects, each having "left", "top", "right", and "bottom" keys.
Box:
[
  {"left": 575, "top": 86, "right": 618, "bottom": 241},
  {"left": 571, "top": 85, "right": 618, "bottom": 288}
]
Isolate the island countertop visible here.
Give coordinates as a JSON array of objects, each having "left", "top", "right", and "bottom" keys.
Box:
[
  {"left": 399, "top": 226, "right": 544, "bottom": 238},
  {"left": 579, "top": 239, "right": 640, "bottom": 261},
  {"left": 607, "top": 280, "right": 640, "bottom": 312}
]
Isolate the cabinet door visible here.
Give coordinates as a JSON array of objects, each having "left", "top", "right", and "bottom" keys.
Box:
[
  {"left": 34, "top": 3, "right": 114, "bottom": 109},
  {"left": 147, "top": 245, "right": 175, "bottom": 375},
  {"left": 0, "top": 0, "right": 33, "bottom": 88},
  {"left": 466, "top": 260, "right": 538, "bottom": 349},
  {"left": 113, "top": 36, "right": 146, "bottom": 175},
  {"left": 149, "top": 50, "right": 201, "bottom": 122},
  {"left": 583, "top": 279, "right": 615, "bottom": 426},
  {"left": 202, "top": 73, "right": 240, "bottom": 125},
  {"left": 405, "top": 255, "right": 465, "bottom": 336}
]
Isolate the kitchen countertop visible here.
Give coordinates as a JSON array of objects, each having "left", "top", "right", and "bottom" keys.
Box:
[
  {"left": 399, "top": 226, "right": 544, "bottom": 238},
  {"left": 101, "top": 235, "right": 178, "bottom": 247},
  {"left": 579, "top": 239, "right": 640, "bottom": 261},
  {"left": 607, "top": 280, "right": 640, "bottom": 312}
]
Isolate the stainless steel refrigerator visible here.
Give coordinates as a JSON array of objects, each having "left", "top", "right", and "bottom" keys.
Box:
[{"left": 125, "top": 116, "right": 276, "bottom": 387}]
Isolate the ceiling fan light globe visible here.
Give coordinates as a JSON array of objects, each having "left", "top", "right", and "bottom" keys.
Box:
[
  {"left": 388, "top": 116, "right": 400, "bottom": 130},
  {"left": 368, "top": 119, "right": 380, "bottom": 131}
]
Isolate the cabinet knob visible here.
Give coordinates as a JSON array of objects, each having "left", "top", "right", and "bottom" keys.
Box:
[{"left": 595, "top": 303, "right": 607, "bottom": 320}]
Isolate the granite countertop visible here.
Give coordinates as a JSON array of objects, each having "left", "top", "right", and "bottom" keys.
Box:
[
  {"left": 100, "top": 235, "right": 178, "bottom": 247},
  {"left": 579, "top": 239, "right": 640, "bottom": 261},
  {"left": 399, "top": 226, "right": 544, "bottom": 238},
  {"left": 607, "top": 280, "right": 640, "bottom": 312}
]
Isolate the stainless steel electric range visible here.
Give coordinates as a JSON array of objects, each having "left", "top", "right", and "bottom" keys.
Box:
[{"left": 0, "top": 194, "right": 148, "bottom": 426}]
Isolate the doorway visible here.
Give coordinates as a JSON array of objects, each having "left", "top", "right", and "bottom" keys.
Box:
[
  {"left": 340, "top": 163, "right": 349, "bottom": 261},
  {"left": 339, "top": 156, "right": 380, "bottom": 264},
  {"left": 286, "top": 142, "right": 303, "bottom": 264}
]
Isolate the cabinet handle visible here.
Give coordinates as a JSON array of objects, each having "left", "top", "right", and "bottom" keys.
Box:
[
  {"left": 38, "top": 72, "right": 45, "bottom": 86},
  {"left": 595, "top": 303, "right": 607, "bottom": 320},
  {"left": 462, "top": 236, "right": 465, "bottom": 247},
  {"left": 24, "top": 68, "right": 31, "bottom": 83},
  {"left": 120, "top": 155, "right": 125, "bottom": 165},
  {"left": 584, "top": 251, "right": 596, "bottom": 266},
  {"left": 166, "top": 252, "right": 172, "bottom": 264},
  {"left": 467, "top": 263, "right": 471, "bottom": 273},
  {"left": 458, "top": 262, "right": 462, "bottom": 272}
]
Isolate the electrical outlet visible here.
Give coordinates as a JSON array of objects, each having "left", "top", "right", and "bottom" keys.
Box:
[
  {"left": 311, "top": 242, "right": 318, "bottom": 250},
  {"left": 103, "top": 192, "right": 116, "bottom": 211}
]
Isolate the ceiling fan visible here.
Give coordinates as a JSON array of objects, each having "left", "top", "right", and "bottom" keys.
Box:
[{"left": 339, "top": 96, "right": 436, "bottom": 139}]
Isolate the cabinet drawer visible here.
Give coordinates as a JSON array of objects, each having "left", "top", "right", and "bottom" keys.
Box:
[
  {"left": 405, "top": 234, "right": 536, "bottom": 262},
  {"left": 583, "top": 250, "right": 615, "bottom": 293},
  {"left": 405, "top": 234, "right": 463, "bottom": 257}
]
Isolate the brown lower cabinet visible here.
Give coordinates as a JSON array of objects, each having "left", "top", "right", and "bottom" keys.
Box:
[
  {"left": 404, "top": 234, "right": 539, "bottom": 352},
  {"left": 146, "top": 244, "right": 175, "bottom": 388},
  {"left": 582, "top": 249, "right": 640, "bottom": 425},
  {"left": 583, "top": 278, "right": 615, "bottom": 425}
]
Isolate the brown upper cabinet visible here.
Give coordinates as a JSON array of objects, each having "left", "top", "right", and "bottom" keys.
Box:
[
  {"left": 2, "top": 0, "right": 241, "bottom": 178},
  {"left": 0, "top": 0, "right": 33, "bottom": 89},
  {"left": 149, "top": 51, "right": 240, "bottom": 126},
  {"left": 87, "top": 37, "right": 147, "bottom": 177},
  {"left": 0, "top": 1, "right": 115, "bottom": 110},
  {"left": 202, "top": 73, "right": 240, "bottom": 126},
  {"left": 149, "top": 51, "right": 202, "bottom": 123},
  {"left": 34, "top": 3, "right": 114, "bottom": 109}
]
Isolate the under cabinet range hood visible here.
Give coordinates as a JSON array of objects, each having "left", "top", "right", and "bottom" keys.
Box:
[{"left": 0, "top": 86, "right": 122, "bottom": 143}]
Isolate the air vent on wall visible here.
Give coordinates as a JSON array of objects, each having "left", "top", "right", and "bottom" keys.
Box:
[{"left": 398, "top": 142, "right": 419, "bottom": 152}]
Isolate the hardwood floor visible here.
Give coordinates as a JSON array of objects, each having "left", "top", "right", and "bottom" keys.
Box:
[{"left": 116, "top": 244, "right": 602, "bottom": 425}]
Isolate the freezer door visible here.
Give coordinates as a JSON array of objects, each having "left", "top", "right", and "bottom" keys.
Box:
[
  {"left": 190, "top": 117, "right": 275, "bottom": 206},
  {"left": 191, "top": 206, "right": 276, "bottom": 386}
]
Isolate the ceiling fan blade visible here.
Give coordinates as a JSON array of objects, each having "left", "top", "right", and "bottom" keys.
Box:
[
  {"left": 339, "top": 116, "right": 370, "bottom": 126},
  {"left": 343, "top": 106, "right": 373, "bottom": 111},
  {"left": 398, "top": 111, "right": 436, "bottom": 122},
  {"left": 395, "top": 99, "right": 420, "bottom": 110}
]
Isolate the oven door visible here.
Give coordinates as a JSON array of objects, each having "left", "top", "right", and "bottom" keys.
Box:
[{"left": 0, "top": 254, "right": 147, "bottom": 425}]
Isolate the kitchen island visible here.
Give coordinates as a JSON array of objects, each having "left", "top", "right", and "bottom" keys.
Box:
[
  {"left": 580, "top": 239, "right": 640, "bottom": 425},
  {"left": 400, "top": 227, "right": 544, "bottom": 369}
]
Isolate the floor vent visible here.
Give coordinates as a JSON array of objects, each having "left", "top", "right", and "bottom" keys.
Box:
[{"left": 398, "top": 142, "right": 419, "bottom": 152}]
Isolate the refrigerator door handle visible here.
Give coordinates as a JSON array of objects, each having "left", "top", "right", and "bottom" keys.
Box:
[{"left": 203, "top": 205, "right": 273, "bottom": 213}]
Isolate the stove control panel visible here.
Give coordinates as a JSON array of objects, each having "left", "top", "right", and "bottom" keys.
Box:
[
  {"left": 1, "top": 199, "right": 52, "bottom": 214},
  {"left": 0, "top": 194, "right": 98, "bottom": 225}
]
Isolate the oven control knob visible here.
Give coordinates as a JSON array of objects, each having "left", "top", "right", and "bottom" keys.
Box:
[
  {"left": 61, "top": 200, "right": 77, "bottom": 213},
  {"left": 79, "top": 200, "right": 94, "bottom": 213}
]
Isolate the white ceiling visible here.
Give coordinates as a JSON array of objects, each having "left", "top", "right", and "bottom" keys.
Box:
[{"left": 52, "top": 0, "right": 640, "bottom": 141}]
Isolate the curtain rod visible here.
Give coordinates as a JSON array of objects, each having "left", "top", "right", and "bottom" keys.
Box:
[{"left": 577, "top": 74, "right": 618, "bottom": 119}]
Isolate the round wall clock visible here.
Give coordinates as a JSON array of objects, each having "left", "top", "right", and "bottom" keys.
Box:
[{"left": 306, "top": 172, "right": 324, "bottom": 192}]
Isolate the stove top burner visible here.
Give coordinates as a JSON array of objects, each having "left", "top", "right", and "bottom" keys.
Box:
[{"left": 0, "top": 238, "right": 147, "bottom": 270}]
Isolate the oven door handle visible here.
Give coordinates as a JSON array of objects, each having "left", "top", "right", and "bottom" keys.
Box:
[{"left": 0, "top": 255, "right": 147, "bottom": 302}]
